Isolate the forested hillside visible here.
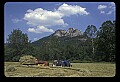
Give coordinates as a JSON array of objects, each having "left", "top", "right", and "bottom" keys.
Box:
[{"left": 32, "top": 34, "right": 92, "bottom": 61}]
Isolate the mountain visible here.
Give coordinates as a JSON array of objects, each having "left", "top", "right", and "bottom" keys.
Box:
[
  {"left": 53, "top": 28, "right": 83, "bottom": 37},
  {"left": 31, "top": 27, "right": 91, "bottom": 61},
  {"left": 32, "top": 28, "right": 87, "bottom": 47}
]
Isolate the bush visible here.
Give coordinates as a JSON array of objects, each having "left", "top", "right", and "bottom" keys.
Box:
[{"left": 19, "top": 55, "right": 36, "bottom": 65}]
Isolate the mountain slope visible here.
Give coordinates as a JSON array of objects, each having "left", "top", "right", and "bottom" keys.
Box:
[
  {"left": 32, "top": 33, "right": 88, "bottom": 47},
  {"left": 31, "top": 28, "right": 92, "bottom": 61},
  {"left": 32, "top": 27, "right": 87, "bottom": 47}
]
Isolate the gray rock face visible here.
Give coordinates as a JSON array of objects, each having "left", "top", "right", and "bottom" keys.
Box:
[
  {"left": 54, "top": 30, "right": 67, "bottom": 37},
  {"left": 53, "top": 28, "right": 83, "bottom": 37}
]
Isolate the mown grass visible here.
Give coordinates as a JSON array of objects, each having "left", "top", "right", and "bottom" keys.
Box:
[{"left": 4, "top": 62, "right": 115, "bottom": 77}]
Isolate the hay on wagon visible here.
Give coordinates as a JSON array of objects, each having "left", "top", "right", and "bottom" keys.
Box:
[{"left": 19, "top": 55, "right": 36, "bottom": 65}]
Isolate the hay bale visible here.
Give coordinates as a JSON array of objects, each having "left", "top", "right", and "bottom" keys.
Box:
[
  {"left": 6, "top": 66, "right": 16, "bottom": 72},
  {"left": 19, "top": 55, "right": 36, "bottom": 65}
]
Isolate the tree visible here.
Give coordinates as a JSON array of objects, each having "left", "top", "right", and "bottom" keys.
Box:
[
  {"left": 96, "top": 20, "right": 115, "bottom": 62},
  {"left": 5, "top": 29, "right": 34, "bottom": 61},
  {"left": 84, "top": 25, "right": 97, "bottom": 57}
]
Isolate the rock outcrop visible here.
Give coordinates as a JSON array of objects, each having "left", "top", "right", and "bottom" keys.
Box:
[{"left": 53, "top": 28, "right": 83, "bottom": 37}]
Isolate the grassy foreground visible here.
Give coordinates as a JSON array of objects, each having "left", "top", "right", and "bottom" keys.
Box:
[{"left": 4, "top": 62, "right": 115, "bottom": 77}]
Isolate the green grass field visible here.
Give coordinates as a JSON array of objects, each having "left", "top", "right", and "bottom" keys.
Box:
[{"left": 4, "top": 62, "right": 115, "bottom": 77}]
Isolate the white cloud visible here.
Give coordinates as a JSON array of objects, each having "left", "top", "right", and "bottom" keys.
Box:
[
  {"left": 97, "top": 5, "right": 107, "bottom": 14},
  {"left": 98, "top": 5, "right": 107, "bottom": 10},
  {"left": 100, "top": 11, "right": 105, "bottom": 14},
  {"left": 12, "top": 18, "right": 22, "bottom": 23},
  {"left": 107, "top": 10, "right": 113, "bottom": 15},
  {"left": 24, "top": 3, "right": 89, "bottom": 33},
  {"left": 98, "top": 2, "right": 115, "bottom": 15},
  {"left": 110, "top": 2, "right": 115, "bottom": 7},
  {"left": 63, "top": 23, "right": 68, "bottom": 27},
  {"left": 28, "top": 26, "right": 54, "bottom": 33},
  {"left": 24, "top": 8, "right": 65, "bottom": 27},
  {"left": 107, "top": 2, "right": 115, "bottom": 15},
  {"left": 58, "top": 3, "right": 89, "bottom": 16}
]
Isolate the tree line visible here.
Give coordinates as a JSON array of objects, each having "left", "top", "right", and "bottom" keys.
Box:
[{"left": 4, "top": 20, "right": 115, "bottom": 62}]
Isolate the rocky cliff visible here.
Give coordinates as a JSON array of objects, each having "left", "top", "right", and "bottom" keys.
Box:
[{"left": 53, "top": 28, "right": 83, "bottom": 37}]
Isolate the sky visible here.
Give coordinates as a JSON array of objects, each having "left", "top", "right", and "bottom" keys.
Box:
[{"left": 4, "top": 2, "right": 116, "bottom": 43}]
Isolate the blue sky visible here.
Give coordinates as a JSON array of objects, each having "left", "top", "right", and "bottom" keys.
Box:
[{"left": 4, "top": 2, "right": 116, "bottom": 43}]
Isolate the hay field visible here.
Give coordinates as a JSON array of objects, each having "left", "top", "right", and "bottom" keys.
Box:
[{"left": 4, "top": 62, "right": 115, "bottom": 77}]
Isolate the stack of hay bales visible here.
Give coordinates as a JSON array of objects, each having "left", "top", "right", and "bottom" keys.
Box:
[{"left": 19, "top": 55, "right": 36, "bottom": 65}]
